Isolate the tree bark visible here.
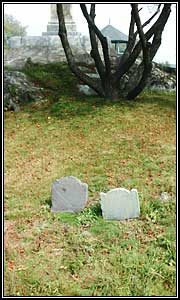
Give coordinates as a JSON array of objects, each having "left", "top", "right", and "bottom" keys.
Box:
[
  {"left": 113, "top": 4, "right": 171, "bottom": 84},
  {"left": 80, "top": 4, "right": 111, "bottom": 76},
  {"left": 126, "top": 4, "right": 152, "bottom": 99},
  {"left": 56, "top": 4, "right": 104, "bottom": 97},
  {"left": 56, "top": 3, "right": 172, "bottom": 100},
  {"left": 80, "top": 4, "right": 119, "bottom": 99},
  {"left": 88, "top": 4, "right": 105, "bottom": 80}
]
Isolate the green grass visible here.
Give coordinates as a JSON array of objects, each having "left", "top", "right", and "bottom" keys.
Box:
[{"left": 4, "top": 62, "right": 176, "bottom": 296}]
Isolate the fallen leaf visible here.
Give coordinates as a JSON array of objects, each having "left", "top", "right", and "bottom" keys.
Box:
[{"left": 8, "top": 260, "right": 15, "bottom": 271}]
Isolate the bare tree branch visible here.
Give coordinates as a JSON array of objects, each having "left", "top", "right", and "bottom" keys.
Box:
[
  {"left": 126, "top": 4, "right": 152, "bottom": 99},
  {"left": 80, "top": 4, "right": 111, "bottom": 76},
  {"left": 113, "top": 4, "right": 171, "bottom": 83},
  {"left": 141, "top": 4, "right": 161, "bottom": 30},
  {"left": 118, "top": 4, "right": 161, "bottom": 69},
  {"left": 118, "top": 10, "right": 136, "bottom": 67},
  {"left": 56, "top": 3, "right": 172, "bottom": 100},
  {"left": 126, "top": 4, "right": 171, "bottom": 99},
  {"left": 131, "top": 4, "right": 147, "bottom": 51},
  {"left": 149, "top": 4, "right": 171, "bottom": 60},
  {"left": 88, "top": 4, "right": 105, "bottom": 80},
  {"left": 56, "top": 4, "right": 104, "bottom": 96},
  {"left": 132, "top": 4, "right": 161, "bottom": 40}
]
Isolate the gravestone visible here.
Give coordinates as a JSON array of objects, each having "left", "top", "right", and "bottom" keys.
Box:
[
  {"left": 100, "top": 188, "right": 140, "bottom": 220},
  {"left": 51, "top": 176, "right": 88, "bottom": 213}
]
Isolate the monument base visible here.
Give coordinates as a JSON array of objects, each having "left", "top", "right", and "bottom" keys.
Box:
[{"left": 42, "top": 21, "right": 78, "bottom": 36}]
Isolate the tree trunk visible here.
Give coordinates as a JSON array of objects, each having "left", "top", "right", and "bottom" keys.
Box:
[
  {"left": 56, "top": 4, "right": 104, "bottom": 97},
  {"left": 126, "top": 63, "right": 152, "bottom": 99},
  {"left": 103, "top": 79, "right": 120, "bottom": 99},
  {"left": 56, "top": 4, "right": 172, "bottom": 101}
]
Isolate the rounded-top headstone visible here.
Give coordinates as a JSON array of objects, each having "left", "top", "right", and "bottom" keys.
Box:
[
  {"left": 51, "top": 176, "right": 88, "bottom": 213},
  {"left": 100, "top": 187, "right": 140, "bottom": 220}
]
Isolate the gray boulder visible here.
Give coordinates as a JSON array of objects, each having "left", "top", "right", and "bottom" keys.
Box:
[
  {"left": 148, "top": 62, "right": 176, "bottom": 91},
  {"left": 4, "top": 70, "right": 44, "bottom": 111}
]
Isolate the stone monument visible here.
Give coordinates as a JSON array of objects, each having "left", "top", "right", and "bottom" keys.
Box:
[
  {"left": 42, "top": 4, "right": 77, "bottom": 36},
  {"left": 4, "top": 4, "right": 91, "bottom": 68}
]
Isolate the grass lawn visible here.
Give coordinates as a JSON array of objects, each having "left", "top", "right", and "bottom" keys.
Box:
[{"left": 4, "top": 63, "right": 176, "bottom": 296}]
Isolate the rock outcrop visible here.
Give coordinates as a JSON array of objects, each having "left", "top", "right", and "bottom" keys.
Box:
[
  {"left": 148, "top": 62, "right": 176, "bottom": 91},
  {"left": 77, "top": 60, "right": 176, "bottom": 96},
  {"left": 4, "top": 70, "right": 44, "bottom": 111},
  {"left": 4, "top": 59, "right": 176, "bottom": 112}
]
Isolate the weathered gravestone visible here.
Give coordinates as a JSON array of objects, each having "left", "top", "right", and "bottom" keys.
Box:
[
  {"left": 100, "top": 188, "right": 140, "bottom": 220},
  {"left": 51, "top": 176, "right": 88, "bottom": 213}
]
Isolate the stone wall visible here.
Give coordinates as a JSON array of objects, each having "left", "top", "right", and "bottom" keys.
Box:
[
  {"left": 4, "top": 34, "right": 92, "bottom": 69},
  {"left": 4, "top": 29, "right": 120, "bottom": 70}
]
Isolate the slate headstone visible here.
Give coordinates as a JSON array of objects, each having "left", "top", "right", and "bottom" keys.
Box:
[
  {"left": 51, "top": 176, "right": 88, "bottom": 213},
  {"left": 100, "top": 188, "right": 140, "bottom": 220}
]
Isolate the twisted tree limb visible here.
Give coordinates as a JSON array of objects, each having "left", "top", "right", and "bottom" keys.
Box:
[{"left": 56, "top": 4, "right": 104, "bottom": 96}]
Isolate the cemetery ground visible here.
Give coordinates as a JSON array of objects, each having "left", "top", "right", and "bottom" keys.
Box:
[{"left": 4, "top": 63, "right": 176, "bottom": 296}]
